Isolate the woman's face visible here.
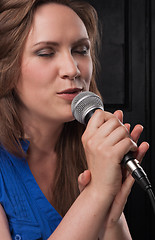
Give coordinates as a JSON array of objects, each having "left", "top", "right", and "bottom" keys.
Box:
[{"left": 17, "top": 3, "right": 93, "bottom": 124}]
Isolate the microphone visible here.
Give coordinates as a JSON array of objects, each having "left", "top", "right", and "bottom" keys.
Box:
[{"left": 71, "top": 91, "right": 151, "bottom": 191}]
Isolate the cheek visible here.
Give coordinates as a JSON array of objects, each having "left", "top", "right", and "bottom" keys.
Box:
[
  {"left": 21, "top": 62, "right": 45, "bottom": 85},
  {"left": 19, "top": 61, "right": 52, "bottom": 93},
  {"left": 84, "top": 58, "right": 93, "bottom": 90}
]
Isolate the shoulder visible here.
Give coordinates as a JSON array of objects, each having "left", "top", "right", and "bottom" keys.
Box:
[
  {"left": 0, "top": 146, "right": 9, "bottom": 170},
  {"left": 0, "top": 145, "right": 18, "bottom": 196},
  {"left": 0, "top": 145, "right": 12, "bottom": 170},
  {"left": 0, "top": 146, "right": 11, "bottom": 183}
]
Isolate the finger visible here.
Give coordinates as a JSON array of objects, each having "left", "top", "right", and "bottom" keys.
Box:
[
  {"left": 82, "top": 110, "right": 115, "bottom": 144},
  {"left": 115, "top": 174, "right": 135, "bottom": 211},
  {"left": 112, "top": 175, "right": 135, "bottom": 219},
  {"left": 113, "top": 110, "right": 123, "bottom": 123},
  {"left": 78, "top": 173, "right": 85, "bottom": 192},
  {"left": 124, "top": 123, "right": 131, "bottom": 133},
  {"left": 130, "top": 124, "right": 144, "bottom": 143},
  {"left": 78, "top": 170, "right": 91, "bottom": 192},
  {"left": 114, "top": 110, "right": 131, "bottom": 133},
  {"left": 114, "top": 137, "right": 137, "bottom": 162},
  {"left": 90, "top": 117, "right": 125, "bottom": 145},
  {"left": 103, "top": 124, "right": 136, "bottom": 148},
  {"left": 105, "top": 175, "right": 135, "bottom": 226},
  {"left": 117, "top": 174, "right": 135, "bottom": 207},
  {"left": 135, "top": 141, "right": 149, "bottom": 163}
]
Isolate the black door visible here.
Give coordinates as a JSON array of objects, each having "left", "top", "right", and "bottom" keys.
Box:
[{"left": 88, "top": 0, "right": 155, "bottom": 239}]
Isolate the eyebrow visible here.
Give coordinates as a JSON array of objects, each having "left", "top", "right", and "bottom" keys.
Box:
[{"left": 33, "top": 38, "right": 90, "bottom": 47}]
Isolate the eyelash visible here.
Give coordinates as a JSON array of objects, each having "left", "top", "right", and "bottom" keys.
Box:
[
  {"left": 35, "top": 45, "right": 90, "bottom": 58},
  {"left": 36, "top": 50, "right": 54, "bottom": 58},
  {"left": 73, "top": 46, "right": 90, "bottom": 55},
  {"left": 73, "top": 50, "right": 88, "bottom": 55}
]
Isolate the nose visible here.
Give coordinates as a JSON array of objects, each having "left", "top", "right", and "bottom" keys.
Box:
[{"left": 59, "top": 51, "right": 80, "bottom": 80}]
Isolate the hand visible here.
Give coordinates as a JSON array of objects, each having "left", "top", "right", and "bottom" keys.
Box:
[
  {"left": 78, "top": 110, "right": 149, "bottom": 238},
  {"left": 79, "top": 110, "right": 149, "bottom": 192},
  {"left": 81, "top": 109, "right": 138, "bottom": 198}
]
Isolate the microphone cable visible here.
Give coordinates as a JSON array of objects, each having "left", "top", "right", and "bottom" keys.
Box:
[
  {"left": 71, "top": 91, "right": 155, "bottom": 215},
  {"left": 123, "top": 152, "right": 155, "bottom": 215},
  {"left": 147, "top": 187, "right": 155, "bottom": 215}
]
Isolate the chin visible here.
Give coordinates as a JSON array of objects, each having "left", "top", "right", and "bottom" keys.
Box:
[{"left": 64, "top": 115, "right": 75, "bottom": 123}]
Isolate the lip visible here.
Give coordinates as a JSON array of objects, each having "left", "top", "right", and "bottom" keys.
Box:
[{"left": 57, "top": 88, "right": 83, "bottom": 101}]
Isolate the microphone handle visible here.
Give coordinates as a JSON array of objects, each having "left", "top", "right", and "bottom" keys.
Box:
[
  {"left": 84, "top": 108, "right": 152, "bottom": 191},
  {"left": 84, "top": 108, "right": 99, "bottom": 125}
]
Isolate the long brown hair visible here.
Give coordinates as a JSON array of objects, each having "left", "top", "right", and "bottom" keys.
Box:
[{"left": 0, "top": 0, "right": 101, "bottom": 216}]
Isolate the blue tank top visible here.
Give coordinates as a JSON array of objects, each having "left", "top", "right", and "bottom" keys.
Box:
[{"left": 0, "top": 140, "right": 62, "bottom": 240}]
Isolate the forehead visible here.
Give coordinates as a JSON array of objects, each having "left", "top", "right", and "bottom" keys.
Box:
[{"left": 27, "top": 3, "right": 89, "bottom": 44}]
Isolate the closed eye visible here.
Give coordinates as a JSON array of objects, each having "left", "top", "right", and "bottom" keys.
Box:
[
  {"left": 35, "top": 48, "right": 55, "bottom": 57},
  {"left": 72, "top": 45, "right": 90, "bottom": 55}
]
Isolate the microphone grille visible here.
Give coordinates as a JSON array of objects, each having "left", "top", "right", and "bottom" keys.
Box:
[{"left": 71, "top": 91, "right": 104, "bottom": 124}]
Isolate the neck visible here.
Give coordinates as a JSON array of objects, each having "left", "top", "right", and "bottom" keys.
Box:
[
  {"left": 23, "top": 116, "right": 64, "bottom": 158},
  {"left": 27, "top": 124, "right": 63, "bottom": 152}
]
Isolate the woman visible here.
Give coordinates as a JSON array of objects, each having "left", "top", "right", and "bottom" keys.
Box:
[{"left": 0, "top": 0, "right": 149, "bottom": 239}]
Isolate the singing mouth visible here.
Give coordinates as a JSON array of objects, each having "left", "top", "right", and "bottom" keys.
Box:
[
  {"left": 57, "top": 88, "right": 83, "bottom": 101},
  {"left": 57, "top": 88, "right": 83, "bottom": 94}
]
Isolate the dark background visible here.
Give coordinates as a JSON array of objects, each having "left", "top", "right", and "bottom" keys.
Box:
[{"left": 87, "top": 0, "right": 155, "bottom": 239}]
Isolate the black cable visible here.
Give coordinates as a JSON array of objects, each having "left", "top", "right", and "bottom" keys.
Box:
[
  {"left": 131, "top": 164, "right": 155, "bottom": 215},
  {"left": 146, "top": 188, "right": 155, "bottom": 215},
  {"left": 71, "top": 92, "right": 155, "bottom": 215}
]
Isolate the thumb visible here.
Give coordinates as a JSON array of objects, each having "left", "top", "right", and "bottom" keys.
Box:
[{"left": 78, "top": 170, "right": 91, "bottom": 192}]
